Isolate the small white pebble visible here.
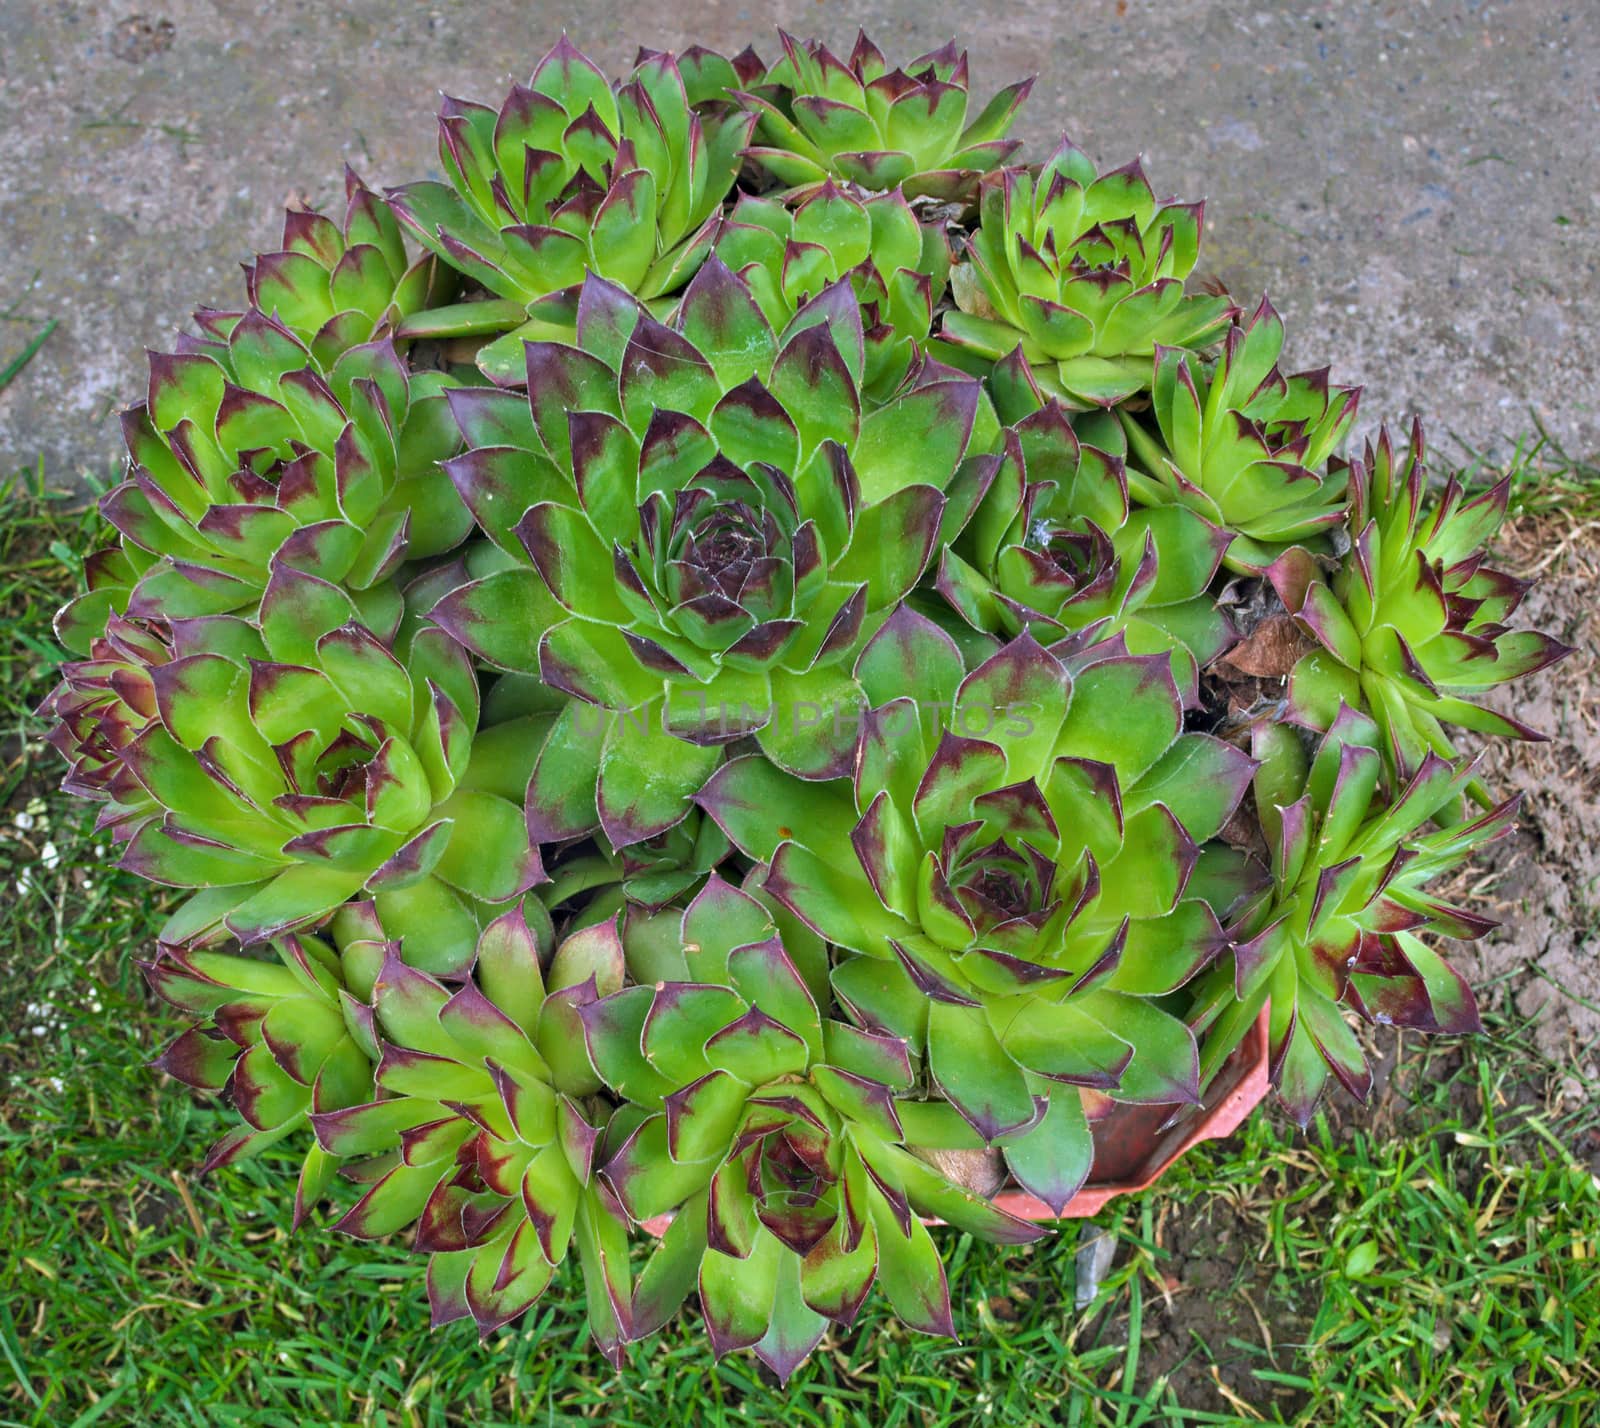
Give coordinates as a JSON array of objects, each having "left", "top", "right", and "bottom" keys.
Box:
[
  {"left": 90, "top": 1001, "right": 103, "bottom": 1014},
  {"left": 40, "top": 842, "right": 60, "bottom": 870},
  {"left": 12, "top": 812, "right": 34, "bottom": 831},
  {"left": 31, "top": 1026, "right": 47, "bottom": 1037}
]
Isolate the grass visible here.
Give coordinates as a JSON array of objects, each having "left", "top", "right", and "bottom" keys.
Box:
[
  {"left": 1455, "top": 413, "right": 1600, "bottom": 524},
  {"left": 2, "top": 476, "right": 1598, "bottom": 1427},
  {"left": 0, "top": 276, "right": 55, "bottom": 394}
]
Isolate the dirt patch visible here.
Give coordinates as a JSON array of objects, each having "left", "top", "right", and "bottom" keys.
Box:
[
  {"left": 1140, "top": 1196, "right": 1315, "bottom": 1421},
  {"left": 1462, "top": 519, "right": 1600, "bottom": 1076}
]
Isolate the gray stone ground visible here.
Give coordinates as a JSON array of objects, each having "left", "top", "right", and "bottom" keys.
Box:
[{"left": 0, "top": 0, "right": 1596, "bottom": 483}]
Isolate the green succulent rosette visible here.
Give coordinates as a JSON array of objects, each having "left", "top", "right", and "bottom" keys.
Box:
[
  {"left": 145, "top": 934, "right": 374, "bottom": 1219},
  {"left": 222, "top": 169, "right": 457, "bottom": 366},
  {"left": 309, "top": 908, "right": 632, "bottom": 1356},
  {"left": 39, "top": 611, "right": 176, "bottom": 842},
  {"left": 387, "top": 38, "right": 754, "bottom": 332},
  {"left": 1107, "top": 298, "right": 1361, "bottom": 573},
  {"left": 933, "top": 400, "right": 1234, "bottom": 704},
  {"left": 734, "top": 31, "right": 1032, "bottom": 200},
  {"left": 700, "top": 614, "right": 1258, "bottom": 1204},
  {"left": 97, "top": 581, "right": 539, "bottom": 963},
  {"left": 58, "top": 324, "right": 470, "bottom": 650},
  {"left": 1187, "top": 706, "right": 1518, "bottom": 1125},
  {"left": 432, "top": 263, "right": 990, "bottom": 847},
  {"left": 709, "top": 181, "right": 948, "bottom": 404},
  {"left": 937, "top": 139, "right": 1236, "bottom": 408},
  {"left": 580, "top": 875, "right": 1045, "bottom": 1382},
  {"left": 1269, "top": 422, "right": 1573, "bottom": 784}
]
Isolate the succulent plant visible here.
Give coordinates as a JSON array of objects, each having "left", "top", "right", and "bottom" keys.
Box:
[
  {"left": 1187, "top": 707, "right": 1518, "bottom": 1125},
  {"left": 223, "top": 170, "right": 457, "bottom": 366},
  {"left": 933, "top": 400, "right": 1234, "bottom": 703},
  {"left": 434, "top": 264, "right": 989, "bottom": 845},
  {"left": 310, "top": 908, "right": 633, "bottom": 1356},
  {"left": 1112, "top": 299, "right": 1361, "bottom": 573},
  {"left": 710, "top": 182, "right": 946, "bottom": 403},
  {"left": 66, "top": 589, "right": 539, "bottom": 964},
  {"left": 387, "top": 39, "right": 753, "bottom": 328},
  {"left": 65, "top": 325, "right": 469, "bottom": 639},
  {"left": 144, "top": 934, "right": 374, "bottom": 1220},
  {"left": 700, "top": 617, "right": 1257, "bottom": 1203},
  {"left": 582, "top": 875, "right": 1046, "bottom": 1381},
  {"left": 41, "top": 29, "right": 1560, "bottom": 1382},
  {"left": 936, "top": 139, "right": 1235, "bottom": 408},
  {"left": 735, "top": 31, "right": 1032, "bottom": 199},
  {"left": 40, "top": 611, "right": 177, "bottom": 841},
  {"left": 1268, "top": 422, "right": 1573, "bottom": 782}
]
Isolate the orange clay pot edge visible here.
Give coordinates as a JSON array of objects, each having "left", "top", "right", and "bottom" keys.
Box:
[{"left": 992, "top": 1003, "right": 1272, "bottom": 1221}]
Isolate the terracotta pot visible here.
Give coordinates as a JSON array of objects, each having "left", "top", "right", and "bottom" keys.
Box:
[
  {"left": 992, "top": 1003, "right": 1272, "bottom": 1221},
  {"left": 638, "top": 1008, "right": 1271, "bottom": 1238}
]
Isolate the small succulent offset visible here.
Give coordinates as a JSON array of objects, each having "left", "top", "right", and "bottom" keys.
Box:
[
  {"left": 388, "top": 39, "right": 753, "bottom": 322},
  {"left": 44, "top": 30, "right": 1569, "bottom": 1382},
  {"left": 937, "top": 139, "right": 1236, "bottom": 408},
  {"left": 1113, "top": 299, "right": 1361, "bottom": 574},
  {"left": 235, "top": 169, "right": 459, "bottom": 364},
  {"left": 1267, "top": 422, "right": 1572, "bottom": 783},
  {"left": 1185, "top": 708, "right": 1518, "bottom": 1126},
  {"left": 74, "top": 325, "right": 469, "bottom": 637},
  {"left": 933, "top": 401, "right": 1234, "bottom": 703},
  {"left": 710, "top": 182, "right": 946, "bottom": 403},
  {"left": 735, "top": 31, "right": 1033, "bottom": 199}
]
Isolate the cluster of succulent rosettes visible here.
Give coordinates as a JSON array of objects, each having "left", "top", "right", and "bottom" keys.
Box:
[
  {"left": 1267, "top": 421, "right": 1573, "bottom": 786},
  {"left": 434, "top": 264, "right": 990, "bottom": 842},
  {"left": 735, "top": 31, "right": 1033, "bottom": 199},
  {"left": 699, "top": 615, "right": 1259, "bottom": 1205},
  {"left": 57, "top": 322, "right": 469, "bottom": 652},
  {"left": 937, "top": 139, "right": 1237, "bottom": 408},
  {"left": 1185, "top": 706, "right": 1519, "bottom": 1126},
  {"left": 42, "top": 25, "right": 1579, "bottom": 1384}
]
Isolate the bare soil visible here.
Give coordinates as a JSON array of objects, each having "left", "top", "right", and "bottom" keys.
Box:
[{"left": 1465, "top": 518, "right": 1600, "bottom": 1078}]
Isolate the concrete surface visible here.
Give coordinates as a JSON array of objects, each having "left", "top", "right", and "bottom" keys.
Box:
[{"left": 0, "top": 1, "right": 1596, "bottom": 483}]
